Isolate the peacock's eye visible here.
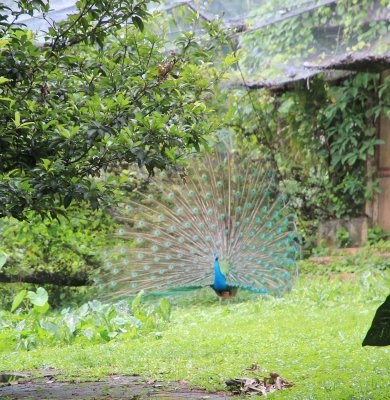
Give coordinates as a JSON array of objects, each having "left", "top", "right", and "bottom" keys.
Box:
[{"left": 112, "top": 151, "right": 299, "bottom": 297}]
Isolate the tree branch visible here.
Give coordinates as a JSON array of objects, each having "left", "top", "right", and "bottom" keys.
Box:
[{"left": 0, "top": 270, "right": 90, "bottom": 286}]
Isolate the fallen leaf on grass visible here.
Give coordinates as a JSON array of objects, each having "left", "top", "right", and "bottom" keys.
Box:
[
  {"left": 226, "top": 373, "right": 293, "bottom": 395},
  {"left": 108, "top": 375, "right": 121, "bottom": 380},
  {"left": 245, "top": 362, "right": 261, "bottom": 371}
]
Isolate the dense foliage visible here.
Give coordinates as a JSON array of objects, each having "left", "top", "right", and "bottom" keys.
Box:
[
  {"left": 278, "top": 73, "right": 387, "bottom": 219},
  {"left": 215, "top": 0, "right": 390, "bottom": 249},
  {"left": 0, "top": 0, "right": 225, "bottom": 220},
  {"left": 221, "top": 72, "right": 389, "bottom": 249},
  {"left": 0, "top": 288, "right": 171, "bottom": 351},
  {"left": 0, "top": 208, "right": 116, "bottom": 292}
]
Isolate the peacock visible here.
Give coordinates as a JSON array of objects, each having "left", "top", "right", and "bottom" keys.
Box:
[{"left": 103, "top": 144, "right": 300, "bottom": 298}]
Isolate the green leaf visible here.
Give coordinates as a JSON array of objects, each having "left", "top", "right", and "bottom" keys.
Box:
[
  {"left": 159, "top": 298, "right": 171, "bottom": 321},
  {"left": 0, "top": 38, "right": 10, "bottom": 49},
  {"left": 132, "top": 16, "right": 144, "bottom": 32},
  {"left": 34, "top": 302, "right": 50, "bottom": 314},
  {"left": 14, "top": 111, "right": 20, "bottom": 127},
  {"left": 0, "top": 253, "right": 7, "bottom": 269},
  {"left": 40, "top": 321, "right": 60, "bottom": 337},
  {"left": 108, "top": 331, "right": 118, "bottom": 339},
  {"left": 0, "top": 77, "right": 10, "bottom": 84},
  {"left": 278, "top": 97, "right": 295, "bottom": 114},
  {"left": 223, "top": 54, "right": 238, "bottom": 67},
  {"left": 41, "top": 159, "right": 52, "bottom": 170},
  {"left": 11, "top": 289, "right": 27, "bottom": 312},
  {"left": 64, "top": 313, "right": 78, "bottom": 334},
  {"left": 99, "top": 328, "right": 111, "bottom": 341},
  {"left": 63, "top": 194, "right": 73, "bottom": 208},
  {"left": 164, "top": 147, "right": 176, "bottom": 161},
  {"left": 0, "top": 97, "right": 13, "bottom": 104},
  {"left": 27, "top": 287, "right": 49, "bottom": 307},
  {"left": 83, "top": 328, "right": 94, "bottom": 340},
  {"left": 132, "top": 290, "right": 144, "bottom": 313}
]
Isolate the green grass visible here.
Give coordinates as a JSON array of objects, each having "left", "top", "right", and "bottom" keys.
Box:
[{"left": 0, "top": 273, "right": 389, "bottom": 399}]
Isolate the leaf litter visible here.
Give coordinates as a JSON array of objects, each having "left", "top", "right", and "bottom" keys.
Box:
[{"left": 226, "top": 372, "right": 293, "bottom": 396}]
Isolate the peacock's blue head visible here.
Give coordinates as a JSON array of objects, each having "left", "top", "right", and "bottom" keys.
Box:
[{"left": 213, "top": 252, "right": 219, "bottom": 261}]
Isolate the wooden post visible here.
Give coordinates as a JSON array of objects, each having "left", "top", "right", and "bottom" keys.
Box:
[{"left": 372, "top": 70, "right": 390, "bottom": 230}]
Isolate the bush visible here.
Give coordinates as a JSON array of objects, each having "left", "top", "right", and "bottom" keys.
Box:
[
  {"left": 336, "top": 227, "right": 351, "bottom": 248},
  {"left": 0, "top": 289, "right": 171, "bottom": 351},
  {"left": 367, "top": 227, "right": 389, "bottom": 245}
]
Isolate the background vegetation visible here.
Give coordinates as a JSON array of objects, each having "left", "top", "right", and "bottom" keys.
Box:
[
  {"left": 222, "top": 73, "right": 390, "bottom": 251},
  {"left": 1, "top": 0, "right": 389, "bottom": 294}
]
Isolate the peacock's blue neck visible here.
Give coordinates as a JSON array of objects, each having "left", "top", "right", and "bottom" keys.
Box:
[{"left": 213, "top": 257, "right": 228, "bottom": 291}]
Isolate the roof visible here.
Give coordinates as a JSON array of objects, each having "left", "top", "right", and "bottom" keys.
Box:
[{"left": 2, "top": 0, "right": 390, "bottom": 88}]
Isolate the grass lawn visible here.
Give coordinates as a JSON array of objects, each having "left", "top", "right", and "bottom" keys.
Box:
[{"left": 1, "top": 273, "right": 389, "bottom": 399}]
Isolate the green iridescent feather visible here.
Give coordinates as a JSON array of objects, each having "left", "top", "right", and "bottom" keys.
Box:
[{"left": 101, "top": 144, "right": 300, "bottom": 298}]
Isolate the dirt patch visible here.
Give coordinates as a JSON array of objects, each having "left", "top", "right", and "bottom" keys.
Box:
[{"left": 0, "top": 374, "right": 230, "bottom": 399}]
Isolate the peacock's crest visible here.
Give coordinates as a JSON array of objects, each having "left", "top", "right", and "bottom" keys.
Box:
[{"left": 102, "top": 146, "right": 299, "bottom": 297}]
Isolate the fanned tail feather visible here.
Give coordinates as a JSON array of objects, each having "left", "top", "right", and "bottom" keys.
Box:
[{"left": 100, "top": 147, "right": 299, "bottom": 297}]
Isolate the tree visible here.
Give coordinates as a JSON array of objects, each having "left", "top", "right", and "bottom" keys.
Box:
[
  {"left": 0, "top": 207, "right": 114, "bottom": 290},
  {"left": 0, "top": 0, "right": 222, "bottom": 220}
]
